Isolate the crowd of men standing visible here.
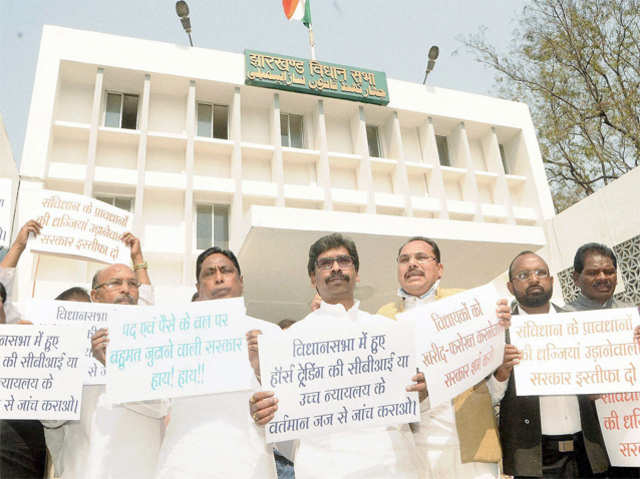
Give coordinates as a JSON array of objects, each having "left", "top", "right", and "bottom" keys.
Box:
[{"left": 0, "top": 218, "right": 638, "bottom": 479}]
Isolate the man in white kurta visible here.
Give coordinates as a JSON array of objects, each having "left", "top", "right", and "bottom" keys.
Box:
[
  {"left": 154, "top": 246, "right": 278, "bottom": 479},
  {"left": 376, "top": 237, "right": 510, "bottom": 479},
  {"left": 250, "top": 233, "right": 422, "bottom": 479},
  {"left": 84, "top": 233, "right": 168, "bottom": 479}
]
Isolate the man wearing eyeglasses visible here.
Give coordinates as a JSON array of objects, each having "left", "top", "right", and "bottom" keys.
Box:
[
  {"left": 83, "top": 232, "right": 168, "bottom": 479},
  {"left": 250, "top": 233, "right": 423, "bottom": 479},
  {"left": 377, "top": 236, "right": 509, "bottom": 479},
  {"left": 494, "top": 251, "right": 609, "bottom": 478}
]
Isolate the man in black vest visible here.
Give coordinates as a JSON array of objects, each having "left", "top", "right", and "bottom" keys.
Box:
[
  {"left": 494, "top": 250, "right": 609, "bottom": 478},
  {"left": 565, "top": 243, "right": 639, "bottom": 478}
]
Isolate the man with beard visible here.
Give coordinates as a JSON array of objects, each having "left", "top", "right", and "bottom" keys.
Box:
[
  {"left": 494, "top": 251, "right": 609, "bottom": 478},
  {"left": 86, "top": 233, "right": 168, "bottom": 479},
  {"left": 250, "top": 233, "right": 423, "bottom": 479}
]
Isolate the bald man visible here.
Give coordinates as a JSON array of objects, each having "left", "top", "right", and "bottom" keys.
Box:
[{"left": 68, "top": 233, "right": 167, "bottom": 479}]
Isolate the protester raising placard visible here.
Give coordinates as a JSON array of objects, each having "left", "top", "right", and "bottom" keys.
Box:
[{"left": 30, "top": 190, "right": 132, "bottom": 264}]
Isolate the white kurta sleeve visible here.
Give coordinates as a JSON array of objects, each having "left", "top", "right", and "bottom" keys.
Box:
[{"left": 486, "top": 373, "right": 509, "bottom": 406}]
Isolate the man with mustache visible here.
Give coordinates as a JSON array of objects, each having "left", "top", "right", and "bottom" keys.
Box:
[
  {"left": 154, "top": 246, "right": 280, "bottom": 479},
  {"left": 564, "top": 243, "right": 637, "bottom": 478},
  {"left": 494, "top": 251, "right": 610, "bottom": 478},
  {"left": 565, "top": 243, "right": 630, "bottom": 312},
  {"left": 85, "top": 232, "right": 168, "bottom": 479},
  {"left": 377, "top": 237, "right": 510, "bottom": 479},
  {"left": 250, "top": 233, "right": 423, "bottom": 479}
]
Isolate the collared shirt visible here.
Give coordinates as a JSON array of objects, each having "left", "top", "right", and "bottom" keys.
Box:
[
  {"left": 490, "top": 303, "right": 582, "bottom": 435},
  {"left": 154, "top": 313, "right": 279, "bottom": 479},
  {"left": 565, "top": 293, "right": 632, "bottom": 311},
  {"left": 286, "top": 301, "right": 420, "bottom": 479},
  {"left": 398, "top": 280, "right": 441, "bottom": 310}
]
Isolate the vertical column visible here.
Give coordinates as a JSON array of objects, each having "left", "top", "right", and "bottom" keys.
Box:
[
  {"left": 84, "top": 67, "right": 104, "bottom": 197},
  {"left": 133, "top": 74, "right": 151, "bottom": 234},
  {"left": 314, "top": 100, "right": 332, "bottom": 210},
  {"left": 229, "top": 87, "right": 243, "bottom": 251},
  {"left": 419, "top": 118, "right": 448, "bottom": 219},
  {"left": 182, "top": 80, "right": 196, "bottom": 284},
  {"left": 270, "top": 94, "right": 285, "bottom": 207},
  {"left": 483, "top": 127, "right": 515, "bottom": 224},
  {"left": 453, "top": 122, "right": 482, "bottom": 222},
  {"left": 351, "top": 106, "right": 375, "bottom": 214},
  {"left": 389, "top": 111, "right": 412, "bottom": 216}
]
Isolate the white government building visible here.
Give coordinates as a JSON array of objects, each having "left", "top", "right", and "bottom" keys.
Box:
[{"left": 11, "top": 25, "right": 557, "bottom": 322}]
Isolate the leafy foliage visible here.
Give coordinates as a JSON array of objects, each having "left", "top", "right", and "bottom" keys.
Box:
[{"left": 466, "top": 0, "right": 640, "bottom": 211}]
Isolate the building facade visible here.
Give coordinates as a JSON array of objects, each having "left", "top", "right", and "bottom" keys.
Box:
[{"left": 15, "top": 26, "right": 555, "bottom": 321}]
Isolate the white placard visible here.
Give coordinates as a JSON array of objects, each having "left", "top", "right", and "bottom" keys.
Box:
[
  {"left": 511, "top": 308, "right": 640, "bottom": 396},
  {"left": 0, "top": 324, "right": 87, "bottom": 419},
  {"left": 31, "top": 189, "right": 132, "bottom": 264},
  {"left": 398, "top": 283, "right": 504, "bottom": 407},
  {"left": 0, "top": 178, "right": 12, "bottom": 249},
  {"left": 26, "top": 299, "right": 112, "bottom": 385},
  {"left": 106, "top": 297, "right": 253, "bottom": 404},
  {"left": 258, "top": 319, "right": 419, "bottom": 442},
  {"left": 596, "top": 393, "right": 640, "bottom": 467}
]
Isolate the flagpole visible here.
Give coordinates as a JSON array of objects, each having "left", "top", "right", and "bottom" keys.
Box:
[
  {"left": 309, "top": 25, "right": 316, "bottom": 60},
  {"left": 308, "top": 25, "right": 316, "bottom": 60}
]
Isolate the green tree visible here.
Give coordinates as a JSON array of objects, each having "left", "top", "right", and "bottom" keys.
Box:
[{"left": 465, "top": 0, "right": 640, "bottom": 211}]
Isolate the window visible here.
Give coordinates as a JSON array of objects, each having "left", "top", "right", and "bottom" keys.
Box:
[
  {"left": 499, "top": 144, "right": 509, "bottom": 174},
  {"left": 280, "top": 113, "right": 304, "bottom": 148},
  {"left": 96, "top": 195, "right": 134, "bottom": 213},
  {"left": 104, "top": 92, "right": 139, "bottom": 129},
  {"left": 196, "top": 204, "right": 229, "bottom": 250},
  {"left": 197, "top": 103, "right": 229, "bottom": 139},
  {"left": 366, "top": 125, "right": 382, "bottom": 158},
  {"left": 436, "top": 135, "right": 450, "bottom": 166}
]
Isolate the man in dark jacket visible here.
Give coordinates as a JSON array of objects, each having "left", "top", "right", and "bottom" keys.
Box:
[{"left": 493, "top": 250, "right": 609, "bottom": 478}]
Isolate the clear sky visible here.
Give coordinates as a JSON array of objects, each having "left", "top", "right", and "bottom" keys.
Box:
[{"left": 1, "top": 0, "right": 525, "bottom": 167}]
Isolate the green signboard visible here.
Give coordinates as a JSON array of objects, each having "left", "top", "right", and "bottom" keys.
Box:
[{"left": 245, "top": 50, "right": 389, "bottom": 105}]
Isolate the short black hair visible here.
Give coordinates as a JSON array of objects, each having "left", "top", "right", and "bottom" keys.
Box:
[
  {"left": 398, "top": 236, "right": 441, "bottom": 263},
  {"left": 278, "top": 319, "right": 296, "bottom": 329},
  {"left": 507, "top": 250, "right": 545, "bottom": 281},
  {"left": 55, "top": 287, "right": 90, "bottom": 301},
  {"left": 0, "top": 282, "right": 6, "bottom": 304},
  {"left": 196, "top": 246, "right": 242, "bottom": 281},
  {"left": 307, "top": 233, "right": 359, "bottom": 275},
  {"left": 191, "top": 292, "right": 199, "bottom": 301},
  {"left": 574, "top": 242, "right": 617, "bottom": 274}
]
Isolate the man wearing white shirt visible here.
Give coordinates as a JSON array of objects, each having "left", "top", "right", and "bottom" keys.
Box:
[
  {"left": 377, "top": 237, "right": 509, "bottom": 479},
  {"left": 84, "top": 233, "right": 167, "bottom": 479},
  {"left": 154, "top": 246, "right": 279, "bottom": 479},
  {"left": 250, "top": 233, "right": 424, "bottom": 479},
  {"left": 493, "top": 251, "right": 608, "bottom": 478}
]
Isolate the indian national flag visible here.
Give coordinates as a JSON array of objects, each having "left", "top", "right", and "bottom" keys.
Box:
[{"left": 282, "top": 0, "right": 312, "bottom": 27}]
